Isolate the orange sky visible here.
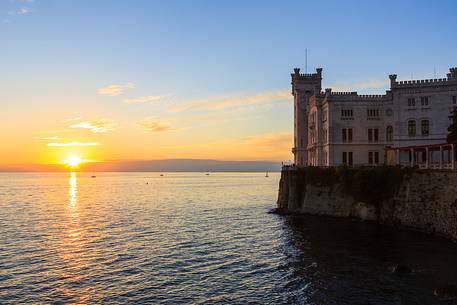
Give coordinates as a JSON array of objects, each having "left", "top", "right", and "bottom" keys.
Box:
[{"left": 5, "top": 1, "right": 451, "bottom": 167}]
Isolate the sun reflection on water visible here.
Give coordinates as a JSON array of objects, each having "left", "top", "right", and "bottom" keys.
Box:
[
  {"left": 69, "top": 172, "right": 77, "bottom": 208},
  {"left": 57, "top": 172, "right": 90, "bottom": 303}
]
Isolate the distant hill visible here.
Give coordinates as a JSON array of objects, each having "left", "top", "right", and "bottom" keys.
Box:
[{"left": 0, "top": 159, "right": 283, "bottom": 172}]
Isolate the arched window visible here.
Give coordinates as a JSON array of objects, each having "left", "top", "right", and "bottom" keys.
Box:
[
  {"left": 408, "top": 120, "right": 416, "bottom": 137},
  {"left": 386, "top": 125, "right": 393, "bottom": 141},
  {"left": 421, "top": 120, "right": 429, "bottom": 136}
]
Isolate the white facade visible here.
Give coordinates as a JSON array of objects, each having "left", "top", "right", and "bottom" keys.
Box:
[{"left": 292, "top": 67, "right": 457, "bottom": 167}]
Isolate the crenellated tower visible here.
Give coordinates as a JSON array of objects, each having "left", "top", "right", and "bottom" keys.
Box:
[{"left": 291, "top": 67, "right": 322, "bottom": 166}]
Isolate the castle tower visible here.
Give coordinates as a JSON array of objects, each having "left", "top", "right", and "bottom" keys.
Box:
[{"left": 291, "top": 67, "right": 322, "bottom": 166}]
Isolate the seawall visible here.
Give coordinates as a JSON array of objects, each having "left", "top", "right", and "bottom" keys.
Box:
[{"left": 276, "top": 166, "right": 457, "bottom": 242}]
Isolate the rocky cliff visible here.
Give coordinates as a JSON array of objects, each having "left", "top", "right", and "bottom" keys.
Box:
[{"left": 276, "top": 166, "right": 457, "bottom": 242}]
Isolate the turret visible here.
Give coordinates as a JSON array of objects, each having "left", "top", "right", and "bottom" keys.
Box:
[
  {"left": 448, "top": 67, "right": 457, "bottom": 80},
  {"left": 389, "top": 74, "right": 397, "bottom": 88},
  {"left": 291, "top": 67, "right": 323, "bottom": 166}
]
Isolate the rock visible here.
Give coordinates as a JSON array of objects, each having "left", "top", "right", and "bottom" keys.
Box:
[
  {"left": 270, "top": 208, "right": 300, "bottom": 215},
  {"left": 451, "top": 198, "right": 457, "bottom": 208},
  {"left": 391, "top": 264, "right": 412, "bottom": 274},
  {"left": 434, "top": 285, "right": 457, "bottom": 300},
  {"left": 268, "top": 208, "right": 291, "bottom": 215}
]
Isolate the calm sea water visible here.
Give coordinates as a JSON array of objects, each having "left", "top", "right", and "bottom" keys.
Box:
[{"left": 1, "top": 172, "right": 457, "bottom": 304}]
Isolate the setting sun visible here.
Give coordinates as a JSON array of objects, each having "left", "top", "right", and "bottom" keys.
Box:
[{"left": 65, "top": 156, "right": 82, "bottom": 167}]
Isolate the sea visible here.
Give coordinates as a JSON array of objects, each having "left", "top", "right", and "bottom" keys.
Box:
[{"left": 1, "top": 172, "right": 457, "bottom": 304}]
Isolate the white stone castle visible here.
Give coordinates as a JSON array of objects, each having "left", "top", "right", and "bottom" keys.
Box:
[{"left": 291, "top": 67, "right": 457, "bottom": 169}]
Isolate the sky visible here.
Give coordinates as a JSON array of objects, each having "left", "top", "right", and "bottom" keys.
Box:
[{"left": 2, "top": 0, "right": 457, "bottom": 166}]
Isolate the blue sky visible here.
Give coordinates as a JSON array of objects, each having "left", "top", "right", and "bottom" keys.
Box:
[{"left": 1, "top": 0, "right": 457, "bottom": 164}]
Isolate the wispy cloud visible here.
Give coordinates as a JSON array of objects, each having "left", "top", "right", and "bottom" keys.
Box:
[
  {"left": 124, "top": 95, "right": 162, "bottom": 104},
  {"left": 329, "top": 79, "right": 388, "bottom": 92},
  {"left": 34, "top": 136, "right": 59, "bottom": 140},
  {"left": 171, "top": 90, "right": 290, "bottom": 112},
  {"left": 69, "top": 119, "right": 115, "bottom": 133},
  {"left": 47, "top": 142, "right": 101, "bottom": 147},
  {"left": 136, "top": 117, "right": 174, "bottom": 132},
  {"left": 17, "top": 7, "right": 31, "bottom": 15},
  {"left": 97, "top": 82, "right": 135, "bottom": 96}
]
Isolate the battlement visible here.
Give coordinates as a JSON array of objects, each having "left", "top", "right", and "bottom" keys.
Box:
[
  {"left": 448, "top": 67, "right": 457, "bottom": 80},
  {"left": 357, "top": 94, "right": 386, "bottom": 99},
  {"left": 397, "top": 78, "right": 447, "bottom": 85},
  {"left": 391, "top": 67, "right": 457, "bottom": 89},
  {"left": 324, "top": 88, "right": 386, "bottom": 100},
  {"left": 328, "top": 91, "right": 358, "bottom": 96},
  {"left": 291, "top": 68, "right": 323, "bottom": 94},
  {"left": 292, "top": 68, "right": 322, "bottom": 81}
]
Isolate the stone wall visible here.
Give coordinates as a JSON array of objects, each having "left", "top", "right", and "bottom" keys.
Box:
[{"left": 276, "top": 167, "right": 457, "bottom": 242}]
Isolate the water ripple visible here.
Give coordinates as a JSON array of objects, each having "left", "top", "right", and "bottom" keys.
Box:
[{"left": 1, "top": 172, "right": 457, "bottom": 304}]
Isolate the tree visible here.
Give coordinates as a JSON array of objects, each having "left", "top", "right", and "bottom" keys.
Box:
[{"left": 447, "top": 107, "right": 457, "bottom": 143}]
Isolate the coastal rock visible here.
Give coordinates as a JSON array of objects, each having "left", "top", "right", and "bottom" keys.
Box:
[
  {"left": 434, "top": 285, "right": 457, "bottom": 301},
  {"left": 350, "top": 201, "right": 376, "bottom": 221},
  {"left": 391, "top": 264, "right": 412, "bottom": 274},
  {"left": 277, "top": 167, "right": 457, "bottom": 242}
]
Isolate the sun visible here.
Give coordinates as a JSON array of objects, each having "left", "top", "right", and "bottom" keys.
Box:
[{"left": 65, "top": 155, "right": 82, "bottom": 167}]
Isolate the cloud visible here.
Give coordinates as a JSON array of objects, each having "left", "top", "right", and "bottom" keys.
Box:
[
  {"left": 124, "top": 95, "right": 162, "bottom": 104},
  {"left": 69, "top": 119, "right": 115, "bottom": 133},
  {"left": 97, "top": 82, "right": 135, "bottom": 96},
  {"left": 136, "top": 117, "right": 174, "bottom": 132},
  {"left": 171, "top": 90, "right": 290, "bottom": 112},
  {"left": 34, "top": 136, "right": 59, "bottom": 140},
  {"left": 329, "top": 79, "right": 388, "bottom": 92},
  {"left": 47, "top": 142, "right": 101, "bottom": 147},
  {"left": 17, "top": 7, "right": 31, "bottom": 14}
]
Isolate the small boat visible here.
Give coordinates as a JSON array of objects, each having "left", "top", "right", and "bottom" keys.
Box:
[
  {"left": 91, "top": 175, "right": 96, "bottom": 178},
  {"left": 160, "top": 174, "right": 164, "bottom": 176}
]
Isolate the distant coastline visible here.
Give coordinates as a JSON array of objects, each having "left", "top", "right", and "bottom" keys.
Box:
[{"left": 0, "top": 159, "right": 282, "bottom": 173}]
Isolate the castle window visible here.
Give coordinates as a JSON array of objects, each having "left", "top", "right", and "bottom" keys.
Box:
[
  {"left": 368, "top": 128, "right": 379, "bottom": 142},
  {"left": 342, "top": 128, "right": 353, "bottom": 142},
  {"left": 368, "top": 151, "right": 380, "bottom": 165},
  {"left": 408, "top": 98, "right": 416, "bottom": 107},
  {"left": 386, "top": 125, "right": 393, "bottom": 141},
  {"left": 323, "top": 109, "right": 328, "bottom": 122},
  {"left": 367, "top": 109, "right": 380, "bottom": 119},
  {"left": 342, "top": 151, "right": 353, "bottom": 166},
  {"left": 408, "top": 120, "right": 416, "bottom": 137},
  {"left": 421, "top": 120, "right": 429, "bottom": 136},
  {"left": 341, "top": 109, "right": 353, "bottom": 119},
  {"left": 421, "top": 96, "right": 429, "bottom": 106},
  {"left": 453, "top": 96, "right": 456, "bottom": 105}
]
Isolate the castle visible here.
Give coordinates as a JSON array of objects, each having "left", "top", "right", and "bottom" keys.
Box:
[{"left": 291, "top": 67, "right": 457, "bottom": 168}]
